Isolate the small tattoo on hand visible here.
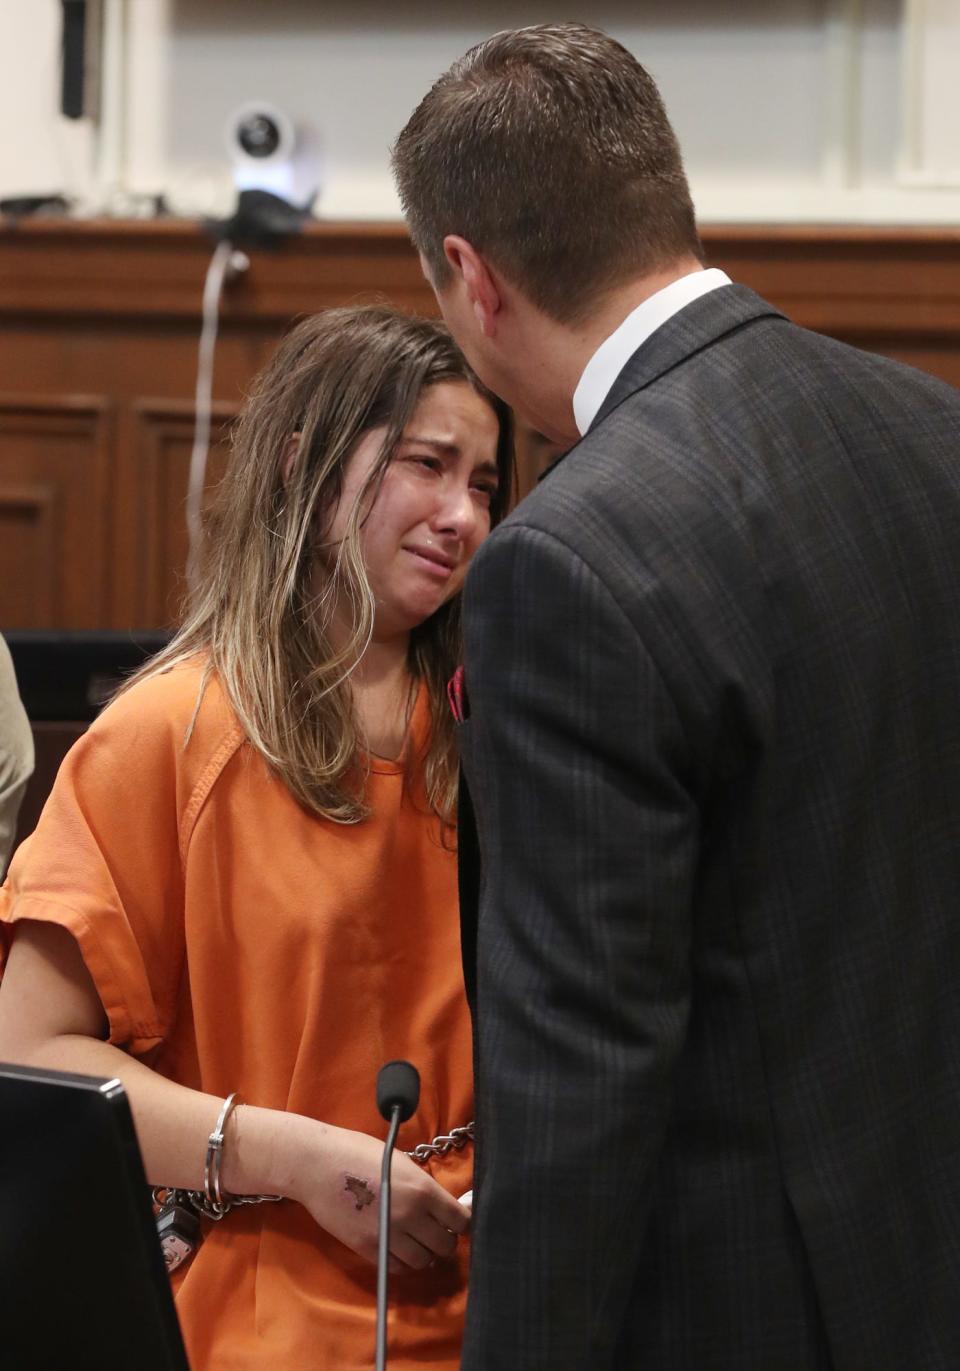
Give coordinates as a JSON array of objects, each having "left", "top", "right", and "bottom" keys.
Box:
[{"left": 344, "top": 1174, "right": 375, "bottom": 1210}]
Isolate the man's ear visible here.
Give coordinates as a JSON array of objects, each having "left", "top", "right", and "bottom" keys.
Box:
[
  {"left": 442, "top": 235, "right": 501, "bottom": 338},
  {"left": 281, "top": 432, "right": 301, "bottom": 485}
]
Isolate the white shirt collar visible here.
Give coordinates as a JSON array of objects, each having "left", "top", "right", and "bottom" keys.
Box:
[{"left": 572, "top": 267, "right": 732, "bottom": 436}]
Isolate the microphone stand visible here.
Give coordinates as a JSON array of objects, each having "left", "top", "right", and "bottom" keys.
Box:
[
  {"left": 374, "top": 1060, "right": 418, "bottom": 1371},
  {"left": 375, "top": 1103, "right": 403, "bottom": 1371}
]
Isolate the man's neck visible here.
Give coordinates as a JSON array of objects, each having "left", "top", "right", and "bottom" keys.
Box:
[
  {"left": 515, "top": 257, "right": 704, "bottom": 446},
  {"left": 571, "top": 259, "right": 706, "bottom": 374}
]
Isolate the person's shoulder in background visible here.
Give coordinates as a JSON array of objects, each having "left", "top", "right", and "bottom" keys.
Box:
[{"left": 0, "top": 636, "right": 34, "bottom": 871}]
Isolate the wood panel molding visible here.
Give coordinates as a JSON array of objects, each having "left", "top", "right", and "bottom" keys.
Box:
[
  {"left": 125, "top": 398, "right": 239, "bottom": 626},
  {"left": 0, "top": 219, "right": 435, "bottom": 323},
  {"left": 703, "top": 225, "right": 960, "bottom": 341},
  {"left": 0, "top": 395, "right": 112, "bottom": 628},
  {"left": 2, "top": 219, "right": 960, "bottom": 343},
  {"left": 0, "top": 482, "right": 58, "bottom": 626}
]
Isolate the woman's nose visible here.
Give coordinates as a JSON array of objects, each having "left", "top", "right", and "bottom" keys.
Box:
[{"left": 432, "top": 482, "right": 479, "bottom": 538}]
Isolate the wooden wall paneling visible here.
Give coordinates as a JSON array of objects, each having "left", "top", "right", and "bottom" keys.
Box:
[
  {"left": 702, "top": 226, "right": 960, "bottom": 380},
  {"left": 0, "top": 220, "right": 437, "bottom": 323},
  {"left": 0, "top": 395, "right": 112, "bottom": 629},
  {"left": 2, "top": 221, "right": 960, "bottom": 633},
  {"left": 127, "top": 399, "right": 238, "bottom": 628},
  {"left": 109, "top": 401, "right": 144, "bottom": 629},
  {"left": 3, "top": 220, "right": 960, "bottom": 340},
  {"left": 0, "top": 481, "right": 57, "bottom": 626}
]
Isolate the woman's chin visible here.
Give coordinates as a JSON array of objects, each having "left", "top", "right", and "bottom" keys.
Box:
[{"left": 371, "top": 599, "right": 446, "bottom": 641}]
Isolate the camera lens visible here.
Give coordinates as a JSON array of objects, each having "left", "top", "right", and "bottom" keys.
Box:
[{"left": 236, "top": 113, "right": 282, "bottom": 159}]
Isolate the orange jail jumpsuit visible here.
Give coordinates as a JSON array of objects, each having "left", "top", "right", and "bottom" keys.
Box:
[{"left": 0, "top": 662, "right": 474, "bottom": 1369}]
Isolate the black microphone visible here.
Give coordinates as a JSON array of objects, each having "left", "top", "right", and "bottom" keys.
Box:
[
  {"left": 376, "top": 1060, "right": 420, "bottom": 1125},
  {"left": 375, "top": 1060, "right": 420, "bottom": 1371}
]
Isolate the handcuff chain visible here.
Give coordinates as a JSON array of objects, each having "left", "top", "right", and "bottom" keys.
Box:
[
  {"left": 404, "top": 1121, "right": 475, "bottom": 1165},
  {"left": 153, "top": 1186, "right": 283, "bottom": 1222}
]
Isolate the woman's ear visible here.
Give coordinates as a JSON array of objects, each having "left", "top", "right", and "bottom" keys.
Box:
[{"left": 281, "top": 432, "right": 302, "bottom": 485}]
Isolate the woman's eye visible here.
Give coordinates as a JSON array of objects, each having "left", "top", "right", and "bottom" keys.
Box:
[
  {"left": 472, "top": 483, "right": 498, "bottom": 504},
  {"left": 409, "top": 454, "right": 442, "bottom": 472}
]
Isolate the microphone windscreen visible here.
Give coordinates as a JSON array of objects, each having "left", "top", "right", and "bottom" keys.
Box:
[{"left": 376, "top": 1060, "right": 420, "bottom": 1123}]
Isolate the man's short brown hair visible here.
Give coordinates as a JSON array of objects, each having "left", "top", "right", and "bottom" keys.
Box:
[{"left": 392, "top": 23, "right": 704, "bottom": 325}]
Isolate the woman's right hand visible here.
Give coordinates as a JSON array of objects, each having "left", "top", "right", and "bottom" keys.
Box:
[{"left": 286, "top": 1121, "right": 470, "bottom": 1271}]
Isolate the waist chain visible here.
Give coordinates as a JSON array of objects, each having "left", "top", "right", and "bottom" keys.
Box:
[{"left": 405, "top": 1120, "right": 474, "bottom": 1165}]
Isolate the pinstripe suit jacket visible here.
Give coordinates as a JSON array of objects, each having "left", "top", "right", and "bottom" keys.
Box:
[{"left": 456, "top": 285, "right": 960, "bottom": 1370}]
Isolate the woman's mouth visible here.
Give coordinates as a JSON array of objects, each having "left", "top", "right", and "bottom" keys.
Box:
[{"left": 404, "top": 545, "right": 456, "bottom": 578}]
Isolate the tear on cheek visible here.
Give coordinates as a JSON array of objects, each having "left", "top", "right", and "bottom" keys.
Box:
[{"left": 343, "top": 1173, "right": 376, "bottom": 1210}]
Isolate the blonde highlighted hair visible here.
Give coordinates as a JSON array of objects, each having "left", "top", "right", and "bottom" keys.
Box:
[{"left": 130, "top": 305, "right": 513, "bottom": 824}]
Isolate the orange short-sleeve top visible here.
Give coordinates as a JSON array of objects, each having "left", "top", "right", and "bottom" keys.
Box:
[{"left": 0, "top": 662, "right": 474, "bottom": 1369}]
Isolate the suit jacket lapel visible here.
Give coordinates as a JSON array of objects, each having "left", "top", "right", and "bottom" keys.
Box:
[
  {"left": 591, "top": 284, "right": 785, "bottom": 431},
  {"left": 539, "top": 285, "right": 786, "bottom": 484}
]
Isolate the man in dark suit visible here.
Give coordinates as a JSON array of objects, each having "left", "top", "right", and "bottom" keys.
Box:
[{"left": 392, "top": 23, "right": 960, "bottom": 1370}]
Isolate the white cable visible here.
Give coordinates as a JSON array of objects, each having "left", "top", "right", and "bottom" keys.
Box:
[{"left": 185, "top": 240, "right": 248, "bottom": 593}]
